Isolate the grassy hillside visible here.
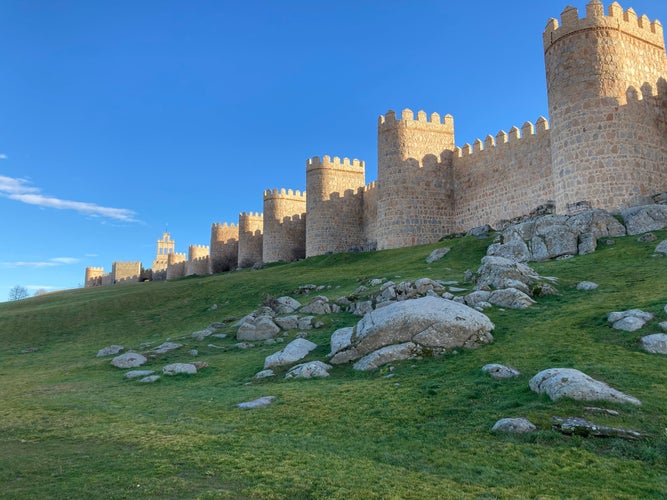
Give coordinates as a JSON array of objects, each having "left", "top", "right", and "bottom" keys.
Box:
[{"left": 1, "top": 232, "right": 666, "bottom": 499}]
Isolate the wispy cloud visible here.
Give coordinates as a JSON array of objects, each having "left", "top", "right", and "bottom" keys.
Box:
[
  {"left": 3, "top": 257, "right": 80, "bottom": 268},
  {"left": 0, "top": 154, "right": 7, "bottom": 160},
  {"left": 26, "top": 285, "right": 57, "bottom": 291},
  {"left": 0, "top": 175, "right": 137, "bottom": 222}
]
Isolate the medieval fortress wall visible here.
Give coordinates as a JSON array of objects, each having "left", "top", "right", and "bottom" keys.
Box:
[{"left": 86, "top": 1, "right": 667, "bottom": 287}]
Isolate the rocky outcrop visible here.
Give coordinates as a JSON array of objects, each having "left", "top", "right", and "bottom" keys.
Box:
[
  {"left": 621, "top": 205, "right": 667, "bottom": 235},
  {"left": 97, "top": 345, "right": 124, "bottom": 357},
  {"left": 482, "top": 364, "right": 520, "bottom": 380},
  {"left": 425, "top": 247, "right": 450, "bottom": 263},
  {"left": 237, "top": 396, "right": 276, "bottom": 409},
  {"left": 163, "top": 363, "right": 198, "bottom": 375},
  {"left": 607, "top": 309, "right": 653, "bottom": 332},
  {"left": 330, "top": 296, "right": 494, "bottom": 369},
  {"left": 529, "top": 368, "right": 641, "bottom": 406},
  {"left": 285, "top": 361, "right": 332, "bottom": 379}
]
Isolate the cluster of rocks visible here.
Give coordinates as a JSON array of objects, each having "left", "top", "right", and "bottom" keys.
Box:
[
  {"left": 236, "top": 296, "right": 332, "bottom": 342},
  {"left": 487, "top": 204, "right": 667, "bottom": 263},
  {"left": 487, "top": 366, "right": 642, "bottom": 438},
  {"left": 607, "top": 305, "right": 667, "bottom": 355}
]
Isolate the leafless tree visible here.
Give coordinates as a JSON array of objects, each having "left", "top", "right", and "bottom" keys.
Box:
[{"left": 8, "top": 285, "right": 29, "bottom": 301}]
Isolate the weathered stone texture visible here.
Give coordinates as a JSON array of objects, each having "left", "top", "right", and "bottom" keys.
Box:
[
  {"left": 210, "top": 222, "right": 238, "bottom": 273},
  {"left": 238, "top": 212, "right": 264, "bottom": 267},
  {"left": 306, "top": 156, "right": 365, "bottom": 257},
  {"left": 263, "top": 189, "right": 307, "bottom": 263}
]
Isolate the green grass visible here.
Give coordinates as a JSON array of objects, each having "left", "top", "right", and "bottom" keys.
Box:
[{"left": 1, "top": 233, "right": 666, "bottom": 498}]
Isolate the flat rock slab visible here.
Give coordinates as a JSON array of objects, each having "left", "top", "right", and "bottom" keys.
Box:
[
  {"left": 529, "top": 368, "right": 641, "bottom": 406},
  {"left": 125, "top": 370, "right": 155, "bottom": 379},
  {"left": 97, "top": 345, "right": 124, "bottom": 357},
  {"left": 353, "top": 343, "right": 418, "bottom": 371},
  {"left": 163, "top": 363, "right": 197, "bottom": 375},
  {"left": 491, "top": 418, "right": 536, "bottom": 433},
  {"left": 237, "top": 396, "right": 276, "bottom": 409},
  {"left": 655, "top": 240, "right": 667, "bottom": 254},
  {"left": 139, "top": 375, "right": 160, "bottom": 383},
  {"left": 153, "top": 342, "right": 182, "bottom": 354},
  {"left": 552, "top": 416, "right": 642, "bottom": 440},
  {"left": 111, "top": 352, "right": 147, "bottom": 369},
  {"left": 639, "top": 333, "right": 667, "bottom": 354}
]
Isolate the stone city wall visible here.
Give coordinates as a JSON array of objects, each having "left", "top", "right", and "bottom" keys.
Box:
[
  {"left": 238, "top": 212, "right": 264, "bottom": 267},
  {"left": 263, "top": 189, "right": 307, "bottom": 263}
]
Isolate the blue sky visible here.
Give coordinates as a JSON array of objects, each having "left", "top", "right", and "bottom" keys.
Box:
[{"left": 2, "top": 0, "right": 666, "bottom": 300}]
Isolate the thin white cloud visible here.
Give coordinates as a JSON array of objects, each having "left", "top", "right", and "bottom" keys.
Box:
[
  {"left": 0, "top": 154, "right": 7, "bottom": 160},
  {"left": 26, "top": 285, "right": 57, "bottom": 291},
  {"left": 3, "top": 257, "right": 80, "bottom": 268},
  {"left": 0, "top": 174, "right": 137, "bottom": 222}
]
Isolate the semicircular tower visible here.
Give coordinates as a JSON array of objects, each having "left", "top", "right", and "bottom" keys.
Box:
[
  {"left": 544, "top": 1, "right": 667, "bottom": 212},
  {"left": 376, "top": 109, "right": 455, "bottom": 250},
  {"left": 262, "top": 189, "right": 307, "bottom": 263},
  {"left": 305, "top": 155, "right": 365, "bottom": 257}
]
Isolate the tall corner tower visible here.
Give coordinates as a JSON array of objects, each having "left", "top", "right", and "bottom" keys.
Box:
[
  {"left": 544, "top": 0, "right": 667, "bottom": 212},
  {"left": 210, "top": 222, "right": 239, "bottom": 272},
  {"left": 305, "top": 155, "right": 365, "bottom": 257},
  {"left": 377, "top": 109, "right": 455, "bottom": 250}
]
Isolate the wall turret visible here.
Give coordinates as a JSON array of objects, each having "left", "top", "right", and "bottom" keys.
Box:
[
  {"left": 544, "top": 1, "right": 667, "bottom": 212},
  {"left": 263, "top": 188, "right": 306, "bottom": 263},
  {"left": 166, "top": 252, "right": 187, "bottom": 280},
  {"left": 85, "top": 266, "right": 106, "bottom": 287},
  {"left": 186, "top": 245, "right": 210, "bottom": 276},
  {"left": 376, "top": 109, "right": 456, "bottom": 249},
  {"left": 305, "top": 155, "right": 366, "bottom": 257},
  {"left": 210, "top": 222, "right": 239, "bottom": 272},
  {"left": 238, "top": 212, "right": 264, "bottom": 267}
]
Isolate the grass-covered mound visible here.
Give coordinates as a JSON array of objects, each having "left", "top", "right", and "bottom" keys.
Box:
[{"left": 1, "top": 232, "right": 666, "bottom": 498}]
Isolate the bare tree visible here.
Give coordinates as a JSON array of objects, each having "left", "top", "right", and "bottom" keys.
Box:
[{"left": 8, "top": 285, "right": 29, "bottom": 301}]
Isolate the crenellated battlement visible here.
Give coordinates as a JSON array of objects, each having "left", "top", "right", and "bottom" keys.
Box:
[
  {"left": 239, "top": 211, "right": 263, "bottom": 219},
  {"left": 86, "top": 266, "right": 105, "bottom": 273},
  {"left": 454, "top": 117, "right": 549, "bottom": 158},
  {"left": 544, "top": 1, "right": 664, "bottom": 51},
  {"left": 378, "top": 108, "right": 454, "bottom": 131},
  {"left": 306, "top": 155, "right": 365, "bottom": 173},
  {"left": 212, "top": 221, "right": 238, "bottom": 229},
  {"left": 263, "top": 188, "right": 307, "bottom": 201},
  {"left": 364, "top": 181, "right": 377, "bottom": 192}
]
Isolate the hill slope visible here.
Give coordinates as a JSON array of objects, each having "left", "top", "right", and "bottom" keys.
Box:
[{"left": 1, "top": 233, "right": 666, "bottom": 498}]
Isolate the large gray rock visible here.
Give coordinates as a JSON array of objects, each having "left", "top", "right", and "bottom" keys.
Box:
[
  {"left": 274, "top": 315, "right": 299, "bottom": 330},
  {"left": 655, "top": 240, "right": 667, "bottom": 254},
  {"left": 264, "top": 338, "right": 318, "bottom": 369},
  {"left": 111, "top": 352, "right": 147, "bottom": 369},
  {"left": 486, "top": 239, "right": 531, "bottom": 263},
  {"left": 425, "top": 247, "right": 450, "bottom": 263},
  {"left": 488, "top": 288, "right": 536, "bottom": 309},
  {"left": 621, "top": 204, "right": 667, "bottom": 235},
  {"left": 482, "top": 364, "right": 520, "bottom": 380},
  {"left": 566, "top": 209, "right": 626, "bottom": 239},
  {"left": 285, "top": 361, "right": 332, "bottom": 379},
  {"left": 163, "top": 363, "right": 197, "bottom": 375},
  {"left": 639, "top": 333, "right": 667, "bottom": 354},
  {"left": 491, "top": 418, "right": 536, "bottom": 433},
  {"left": 353, "top": 343, "right": 419, "bottom": 371},
  {"left": 299, "top": 296, "right": 331, "bottom": 315},
  {"left": 353, "top": 296, "right": 494, "bottom": 356},
  {"left": 97, "top": 345, "right": 124, "bottom": 357},
  {"left": 608, "top": 309, "right": 653, "bottom": 331},
  {"left": 273, "top": 296, "right": 301, "bottom": 314},
  {"left": 237, "top": 317, "right": 281, "bottom": 341},
  {"left": 329, "top": 327, "right": 354, "bottom": 357},
  {"left": 475, "top": 256, "right": 541, "bottom": 292},
  {"left": 529, "top": 368, "right": 641, "bottom": 406}
]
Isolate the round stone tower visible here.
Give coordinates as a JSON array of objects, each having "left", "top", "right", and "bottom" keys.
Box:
[
  {"left": 210, "top": 222, "right": 238, "bottom": 272},
  {"left": 544, "top": 0, "right": 667, "bottom": 213},
  {"left": 305, "top": 155, "right": 365, "bottom": 257},
  {"left": 262, "top": 189, "right": 306, "bottom": 263},
  {"left": 376, "top": 109, "right": 455, "bottom": 250},
  {"left": 238, "top": 212, "right": 264, "bottom": 267}
]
